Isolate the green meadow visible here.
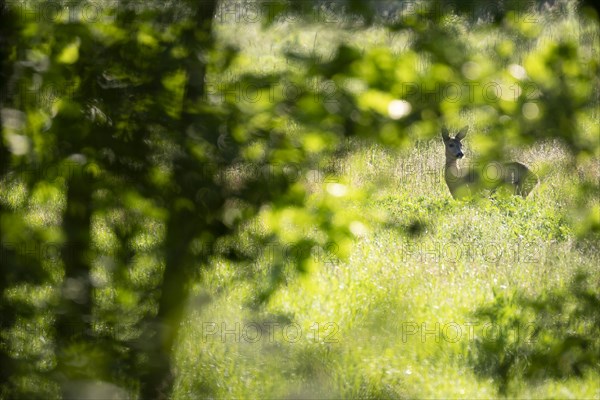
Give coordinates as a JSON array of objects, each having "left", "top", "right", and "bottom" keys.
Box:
[
  {"left": 172, "top": 138, "right": 599, "bottom": 399},
  {"left": 1, "top": 0, "right": 598, "bottom": 398}
]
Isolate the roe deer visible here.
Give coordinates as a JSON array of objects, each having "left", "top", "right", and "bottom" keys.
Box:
[{"left": 442, "top": 126, "right": 538, "bottom": 199}]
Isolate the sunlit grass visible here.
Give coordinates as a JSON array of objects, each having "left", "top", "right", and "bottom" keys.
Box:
[
  {"left": 3, "top": 1, "right": 598, "bottom": 398},
  {"left": 168, "top": 5, "right": 600, "bottom": 396},
  {"left": 175, "top": 137, "right": 599, "bottom": 398}
]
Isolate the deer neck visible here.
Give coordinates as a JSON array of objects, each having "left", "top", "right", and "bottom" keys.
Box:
[
  {"left": 445, "top": 158, "right": 461, "bottom": 176},
  {"left": 444, "top": 157, "right": 467, "bottom": 198}
]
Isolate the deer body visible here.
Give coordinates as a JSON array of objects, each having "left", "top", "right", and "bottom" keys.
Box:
[{"left": 442, "top": 127, "right": 538, "bottom": 199}]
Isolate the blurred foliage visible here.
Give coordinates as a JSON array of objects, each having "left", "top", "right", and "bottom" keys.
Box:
[
  {"left": 471, "top": 271, "right": 600, "bottom": 395},
  {"left": 0, "top": 0, "right": 598, "bottom": 398}
]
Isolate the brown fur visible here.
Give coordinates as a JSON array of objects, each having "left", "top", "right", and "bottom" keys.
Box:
[{"left": 442, "top": 127, "right": 539, "bottom": 199}]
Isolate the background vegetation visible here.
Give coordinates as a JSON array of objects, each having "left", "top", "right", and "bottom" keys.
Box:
[{"left": 0, "top": 0, "right": 598, "bottom": 398}]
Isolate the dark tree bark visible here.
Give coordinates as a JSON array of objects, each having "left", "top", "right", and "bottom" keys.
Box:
[
  {"left": 54, "top": 169, "right": 95, "bottom": 390},
  {"left": 138, "top": 1, "right": 218, "bottom": 398},
  {"left": 0, "top": 0, "right": 18, "bottom": 392}
]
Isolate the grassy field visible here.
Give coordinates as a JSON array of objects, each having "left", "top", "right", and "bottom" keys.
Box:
[
  {"left": 2, "top": 1, "right": 598, "bottom": 398},
  {"left": 164, "top": 5, "right": 600, "bottom": 397},
  {"left": 171, "top": 138, "right": 599, "bottom": 399}
]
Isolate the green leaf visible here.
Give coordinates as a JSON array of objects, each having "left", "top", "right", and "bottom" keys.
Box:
[{"left": 57, "top": 39, "right": 80, "bottom": 64}]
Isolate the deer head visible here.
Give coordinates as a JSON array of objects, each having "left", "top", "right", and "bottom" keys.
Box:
[{"left": 441, "top": 126, "right": 468, "bottom": 163}]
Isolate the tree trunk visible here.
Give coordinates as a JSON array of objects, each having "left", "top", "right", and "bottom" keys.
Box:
[
  {"left": 138, "top": 209, "right": 197, "bottom": 399},
  {"left": 0, "top": 0, "right": 18, "bottom": 392},
  {"left": 138, "top": 1, "right": 218, "bottom": 398},
  {"left": 54, "top": 170, "right": 95, "bottom": 391}
]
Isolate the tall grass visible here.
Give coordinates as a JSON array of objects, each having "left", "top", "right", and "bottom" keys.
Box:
[
  {"left": 168, "top": 3, "right": 599, "bottom": 397},
  {"left": 173, "top": 138, "right": 599, "bottom": 398}
]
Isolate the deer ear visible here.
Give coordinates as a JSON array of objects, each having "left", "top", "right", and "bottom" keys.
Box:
[
  {"left": 455, "top": 126, "right": 468, "bottom": 141},
  {"left": 441, "top": 127, "right": 450, "bottom": 142}
]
